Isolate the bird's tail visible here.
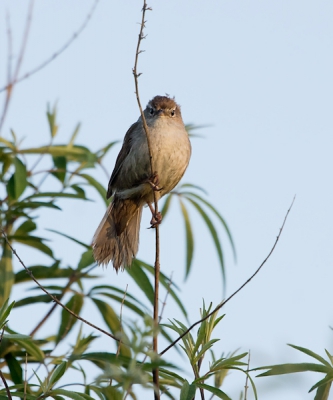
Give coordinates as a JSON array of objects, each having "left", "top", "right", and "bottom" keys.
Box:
[{"left": 92, "top": 198, "right": 142, "bottom": 271}]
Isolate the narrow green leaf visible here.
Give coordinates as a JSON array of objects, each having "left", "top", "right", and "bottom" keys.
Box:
[
  {"left": 47, "top": 229, "right": 90, "bottom": 249},
  {"left": 161, "top": 193, "right": 173, "bottom": 218},
  {"left": 91, "top": 298, "right": 131, "bottom": 358},
  {"left": 52, "top": 156, "right": 67, "bottom": 183},
  {"left": 186, "top": 197, "right": 226, "bottom": 288},
  {"left": 78, "top": 173, "right": 107, "bottom": 205},
  {"left": 7, "top": 157, "right": 27, "bottom": 200},
  {"left": 0, "top": 244, "right": 14, "bottom": 306},
  {"left": 56, "top": 294, "right": 84, "bottom": 343},
  {"left": 78, "top": 250, "right": 95, "bottom": 270},
  {"left": 14, "top": 220, "right": 37, "bottom": 235},
  {"left": 12, "top": 201, "right": 61, "bottom": 210},
  {"left": 15, "top": 262, "right": 72, "bottom": 283},
  {"left": 288, "top": 344, "right": 332, "bottom": 368},
  {"left": 14, "top": 294, "right": 54, "bottom": 308},
  {"left": 51, "top": 389, "right": 87, "bottom": 400},
  {"left": 180, "top": 380, "right": 196, "bottom": 400},
  {"left": 137, "top": 260, "right": 187, "bottom": 318},
  {"left": 0, "top": 298, "right": 15, "bottom": 328},
  {"left": 126, "top": 262, "right": 154, "bottom": 305},
  {"left": 179, "top": 199, "right": 194, "bottom": 278},
  {"left": 5, "top": 353, "right": 23, "bottom": 384},
  {"left": 314, "top": 380, "right": 332, "bottom": 400},
  {"left": 47, "top": 103, "right": 59, "bottom": 138},
  {"left": 184, "top": 191, "right": 236, "bottom": 261},
  {"left": 25, "top": 192, "right": 88, "bottom": 201},
  {"left": 196, "top": 383, "right": 231, "bottom": 400},
  {"left": 47, "top": 362, "right": 67, "bottom": 391},
  {"left": 68, "top": 123, "right": 81, "bottom": 147},
  {"left": 14, "top": 339, "right": 45, "bottom": 362},
  {"left": 13, "top": 236, "right": 53, "bottom": 258},
  {"left": 256, "top": 362, "right": 328, "bottom": 377}
]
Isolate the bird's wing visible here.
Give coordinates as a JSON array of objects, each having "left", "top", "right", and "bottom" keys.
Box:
[{"left": 106, "top": 122, "right": 137, "bottom": 199}]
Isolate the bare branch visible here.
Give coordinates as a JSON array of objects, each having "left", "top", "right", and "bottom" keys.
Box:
[
  {"left": 244, "top": 350, "right": 251, "bottom": 400},
  {"left": 116, "top": 284, "right": 128, "bottom": 357},
  {"left": 0, "top": 0, "right": 34, "bottom": 133},
  {"left": 0, "top": 370, "right": 12, "bottom": 400},
  {"left": 0, "top": 0, "right": 99, "bottom": 95},
  {"left": 0, "top": 228, "right": 123, "bottom": 344},
  {"left": 132, "top": 2, "right": 160, "bottom": 399},
  {"left": 160, "top": 197, "right": 296, "bottom": 356}
]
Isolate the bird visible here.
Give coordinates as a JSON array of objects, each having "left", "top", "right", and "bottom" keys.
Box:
[{"left": 92, "top": 95, "right": 191, "bottom": 271}]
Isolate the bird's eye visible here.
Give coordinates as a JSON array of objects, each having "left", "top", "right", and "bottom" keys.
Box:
[
  {"left": 171, "top": 109, "right": 176, "bottom": 117},
  {"left": 149, "top": 108, "right": 154, "bottom": 115}
]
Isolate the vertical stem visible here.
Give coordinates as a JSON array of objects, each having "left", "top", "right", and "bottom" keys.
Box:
[
  {"left": 132, "top": 1, "right": 160, "bottom": 398},
  {"left": 152, "top": 223, "right": 160, "bottom": 399}
]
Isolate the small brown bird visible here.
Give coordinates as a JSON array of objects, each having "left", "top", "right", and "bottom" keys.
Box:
[{"left": 92, "top": 95, "right": 191, "bottom": 271}]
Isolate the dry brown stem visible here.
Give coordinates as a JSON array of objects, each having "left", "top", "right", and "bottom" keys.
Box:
[
  {"left": 0, "top": 228, "right": 122, "bottom": 343},
  {"left": 160, "top": 197, "right": 295, "bottom": 356},
  {"left": 132, "top": 2, "right": 160, "bottom": 399}
]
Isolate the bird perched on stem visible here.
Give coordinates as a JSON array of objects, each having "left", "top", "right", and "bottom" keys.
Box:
[{"left": 92, "top": 95, "right": 191, "bottom": 271}]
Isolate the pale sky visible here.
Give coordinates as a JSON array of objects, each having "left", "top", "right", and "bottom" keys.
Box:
[{"left": 1, "top": 1, "right": 333, "bottom": 399}]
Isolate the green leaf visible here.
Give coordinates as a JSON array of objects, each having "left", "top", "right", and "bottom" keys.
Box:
[
  {"left": 12, "top": 235, "right": 53, "bottom": 258},
  {"left": 7, "top": 157, "right": 27, "bottom": 200},
  {"left": 25, "top": 192, "right": 88, "bottom": 201},
  {"left": 179, "top": 199, "right": 194, "bottom": 278},
  {"left": 314, "top": 379, "right": 332, "bottom": 400},
  {"left": 51, "top": 389, "right": 88, "bottom": 400},
  {"left": 47, "top": 229, "right": 90, "bottom": 249},
  {"left": 0, "top": 244, "right": 14, "bottom": 306},
  {"left": 78, "top": 173, "right": 107, "bottom": 205},
  {"left": 47, "top": 362, "right": 67, "bottom": 391},
  {"left": 126, "top": 262, "right": 154, "bottom": 305},
  {"left": 14, "top": 294, "right": 54, "bottom": 308},
  {"left": 47, "top": 103, "right": 59, "bottom": 138},
  {"left": 0, "top": 298, "right": 15, "bottom": 329},
  {"left": 68, "top": 123, "right": 81, "bottom": 147},
  {"left": 180, "top": 380, "right": 196, "bottom": 400},
  {"left": 138, "top": 260, "right": 187, "bottom": 318},
  {"left": 14, "top": 338, "right": 45, "bottom": 362},
  {"left": 14, "top": 220, "right": 37, "bottom": 235},
  {"left": 15, "top": 262, "right": 73, "bottom": 283},
  {"left": 52, "top": 156, "right": 67, "bottom": 183},
  {"left": 161, "top": 193, "right": 173, "bottom": 218},
  {"left": 196, "top": 383, "right": 231, "bottom": 400},
  {"left": 184, "top": 191, "right": 236, "bottom": 261},
  {"left": 56, "top": 294, "right": 84, "bottom": 343},
  {"left": 78, "top": 250, "right": 95, "bottom": 270},
  {"left": 5, "top": 353, "right": 23, "bottom": 384},
  {"left": 288, "top": 344, "right": 332, "bottom": 368},
  {"left": 256, "top": 363, "right": 328, "bottom": 377},
  {"left": 186, "top": 197, "right": 226, "bottom": 288},
  {"left": 91, "top": 298, "right": 131, "bottom": 358}
]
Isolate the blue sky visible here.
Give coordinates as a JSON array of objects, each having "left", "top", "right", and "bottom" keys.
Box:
[{"left": 1, "top": 1, "right": 333, "bottom": 398}]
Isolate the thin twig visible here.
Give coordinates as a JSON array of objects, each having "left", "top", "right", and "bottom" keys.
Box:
[
  {"left": 0, "top": 0, "right": 99, "bottom": 95},
  {"left": 29, "top": 265, "right": 97, "bottom": 337},
  {"left": 0, "top": 228, "right": 122, "bottom": 343},
  {"left": 0, "top": 327, "right": 5, "bottom": 346},
  {"left": 0, "top": 370, "right": 12, "bottom": 400},
  {"left": 0, "top": 0, "right": 35, "bottom": 133},
  {"left": 158, "top": 273, "right": 173, "bottom": 323},
  {"left": 132, "top": 2, "right": 160, "bottom": 399},
  {"left": 244, "top": 350, "right": 251, "bottom": 400},
  {"left": 24, "top": 352, "right": 28, "bottom": 400},
  {"left": 116, "top": 284, "right": 128, "bottom": 357},
  {"left": 160, "top": 197, "right": 295, "bottom": 356},
  {"left": 6, "top": 12, "right": 13, "bottom": 84}
]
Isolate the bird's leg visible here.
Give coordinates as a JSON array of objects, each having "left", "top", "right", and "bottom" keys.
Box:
[
  {"left": 146, "top": 172, "right": 163, "bottom": 192},
  {"left": 147, "top": 202, "right": 162, "bottom": 228}
]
